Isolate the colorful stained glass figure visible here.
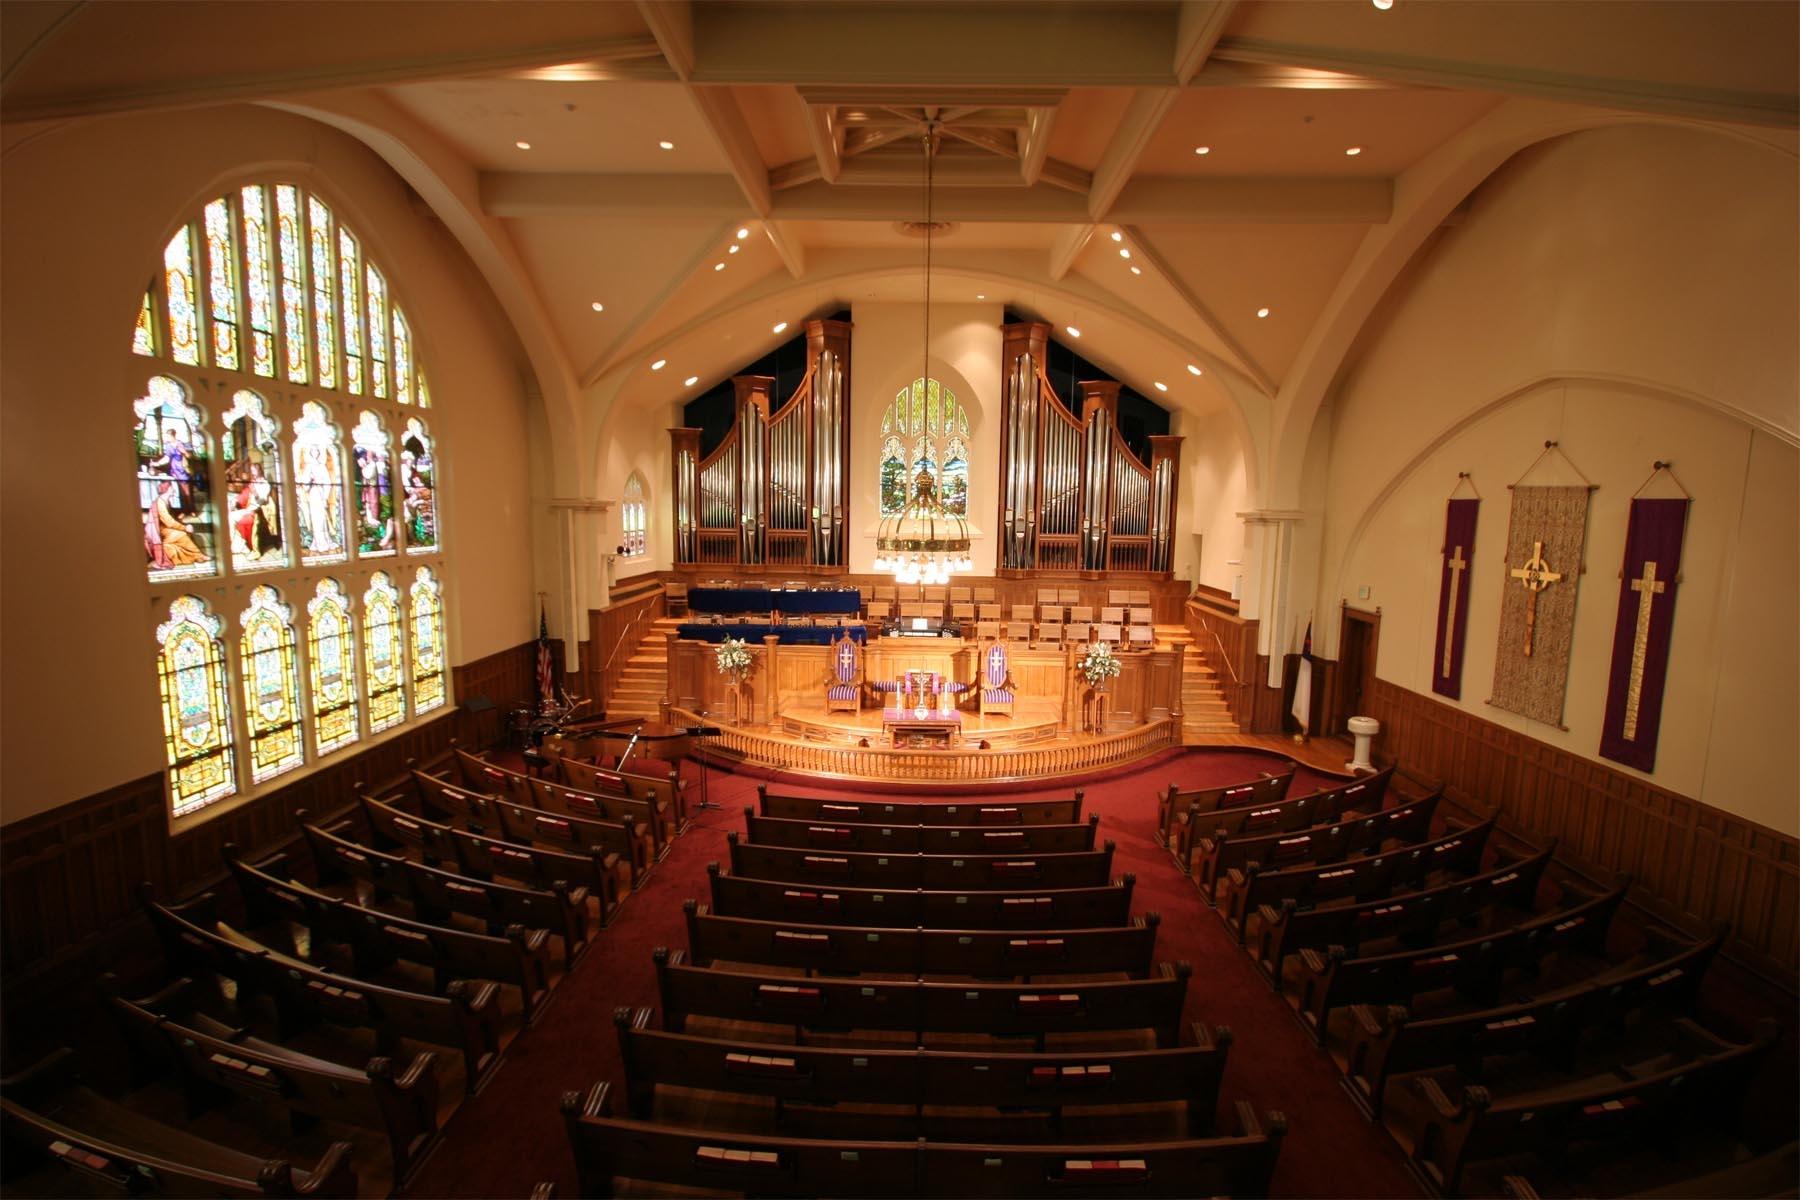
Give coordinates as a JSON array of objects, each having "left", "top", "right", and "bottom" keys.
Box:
[
  {"left": 880, "top": 378, "right": 970, "bottom": 519},
  {"left": 306, "top": 579, "right": 360, "bottom": 755},
  {"left": 292, "top": 401, "right": 347, "bottom": 565},
  {"left": 133, "top": 289, "right": 158, "bottom": 357},
  {"left": 276, "top": 185, "right": 309, "bottom": 384},
  {"left": 621, "top": 474, "right": 647, "bottom": 558},
  {"left": 163, "top": 224, "right": 201, "bottom": 366},
  {"left": 879, "top": 436, "right": 906, "bottom": 515},
  {"left": 416, "top": 373, "right": 431, "bottom": 409},
  {"left": 351, "top": 411, "right": 397, "bottom": 557},
  {"left": 221, "top": 389, "right": 289, "bottom": 572},
  {"left": 400, "top": 418, "right": 438, "bottom": 553},
  {"left": 942, "top": 438, "right": 969, "bottom": 517},
  {"left": 366, "top": 263, "right": 390, "bottom": 399},
  {"left": 156, "top": 596, "right": 237, "bottom": 816},
  {"left": 392, "top": 307, "right": 414, "bottom": 405},
  {"left": 339, "top": 228, "right": 364, "bottom": 395},
  {"left": 238, "top": 586, "right": 304, "bottom": 783},
  {"left": 203, "top": 198, "right": 241, "bottom": 370},
  {"left": 135, "top": 376, "right": 217, "bottom": 582},
  {"left": 308, "top": 197, "right": 338, "bottom": 389},
  {"left": 409, "top": 567, "right": 447, "bottom": 714},
  {"left": 363, "top": 572, "right": 407, "bottom": 733},
  {"left": 241, "top": 185, "right": 277, "bottom": 377}
]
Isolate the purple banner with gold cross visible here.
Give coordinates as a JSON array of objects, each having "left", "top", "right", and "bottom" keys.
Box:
[
  {"left": 1599, "top": 498, "right": 1690, "bottom": 772},
  {"left": 1431, "top": 498, "right": 1480, "bottom": 700}
]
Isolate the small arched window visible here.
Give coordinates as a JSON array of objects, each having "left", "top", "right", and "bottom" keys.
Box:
[
  {"left": 622, "top": 473, "right": 648, "bottom": 559},
  {"left": 307, "top": 579, "right": 360, "bottom": 756},
  {"left": 363, "top": 571, "right": 407, "bottom": 734},
  {"left": 156, "top": 596, "right": 237, "bottom": 816},
  {"left": 410, "top": 567, "right": 447, "bottom": 715},
  {"left": 238, "top": 586, "right": 304, "bottom": 784},
  {"left": 878, "top": 378, "right": 970, "bottom": 516}
]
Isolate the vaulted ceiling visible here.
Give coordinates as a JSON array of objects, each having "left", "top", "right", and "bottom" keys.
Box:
[{"left": 5, "top": 0, "right": 1797, "bottom": 481}]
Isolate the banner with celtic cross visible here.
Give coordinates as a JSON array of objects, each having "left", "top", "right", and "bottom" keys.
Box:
[{"left": 1489, "top": 485, "right": 1591, "bottom": 727}]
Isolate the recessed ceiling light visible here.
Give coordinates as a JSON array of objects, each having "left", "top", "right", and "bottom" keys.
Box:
[
  {"left": 728, "top": 244, "right": 740, "bottom": 254},
  {"left": 1110, "top": 231, "right": 1123, "bottom": 243},
  {"left": 684, "top": 376, "right": 699, "bottom": 387},
  {"left": 1129, "top": 266, "right": 1142, "bottom": 276},
  {"left": 1256, "top": 307, "right": 1270, "bottom": 318},
  {"left": 1372, "top": 0, "right": 1393, "bottom": 9},
  {"left": 772, "top": 321, "right": 788, "bottom": 334},
  {"left": 590, "top": 301, "right": 605, "bottom": 313},
  {"left": 1153, "top": 381, "right": 1168, "bottom": 392},
  {"left": 1119, "top": 248, "right": 1131, "bottom": 259},
  {"left": 1194, "top": 146, "right": 1211, "bottom": 156},
  {"left": 1186, "top": 364, "right": 1202, "bottom": 376},
  {"left": 1065, "top": 325, "right": 1081, "bottom": 338},
  {"left": 976, "top": 293, "right": 986, "bottom": 300},
  {"left": 659, "top": 140, "right": 675, "bottom": 150},
  {"left": 714, "top": 262, "right": 725, "bottom": 271},
  {"left": 514, "top": 140, "right": 532, "bottom": 151},
  {"left": 651, "top": 358, "right": 667, "bottom": 370},
  {"left": 735, "top": 227, "right": 749, "bottom": 239},
  {"left": 1345, "top": 146, "right": 1364, "bottom": 156}
]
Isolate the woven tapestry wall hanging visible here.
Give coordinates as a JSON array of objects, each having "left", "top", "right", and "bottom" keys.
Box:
[
  {"left": 1598, "top": 466, "right": 1691, "bottom": 772},
  {"left": 1489, "top": 480, "right": 1592, "bottom": 728},
  {"left": 1431, "top": 480, "right": 1480, "bottom": 701}
]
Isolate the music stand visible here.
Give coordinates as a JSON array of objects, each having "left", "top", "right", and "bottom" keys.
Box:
[{"left": 686, "top": 713, "right": 725, "bottom": 812}]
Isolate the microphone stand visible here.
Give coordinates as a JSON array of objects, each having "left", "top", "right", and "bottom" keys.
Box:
[
  {"left": 616, "top": 721, "right": 646, "bottom": 773},
  {"left": 691, "top": 710, "right": 721, "bottom": 812}
]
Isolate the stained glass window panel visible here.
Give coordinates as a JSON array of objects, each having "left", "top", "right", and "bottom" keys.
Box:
[
  {"left": 240, "top": 185, "right": 277, "bottom": 377},
  {"left": 879, "top": 437, "right": 906, "bottom": 515},
  {"left": 308, "top": 197, "right": 338, "bottom": 390},
  {"left": 276, "top": 185, "right": 309, "bottom": 384},
  {"left": 307, "top": 579, "right": 360, "bottom": 755},
  {"left": 238, "top": 586, "right": 304, "bottom": 783},
  {"left": 162, "top": 225, "right": 201, "bottom": 366},
  {"left": 203, "top": 198, "right": 240, "bottom": 370},
  {"left": 339, "top": 228, "right": 364, "bottom": 395},
  {"left": 622, "top": 474, "right": 646, "bottom": 558},
  {"left": 363, "top": 572, "right": 406, "bottom": 733},
  {"left": 392, "top": 307, "right": 414, "bottom": 405},
  {"left": 352, "top": 411, "right": 397, "bottom": 557},
  {"left": 157, "top": 596, "right": 237, "bottom": 816},
  {"left": 292, "top": 401, "right": 348, "bottom": 565},
  {"left": 942, "top": 438, "right": 968, "bottom": 517},
  {"left": 400, "top": 418, "right": 438, "bottom": 553},
  {"left": 409, "top": 567, "right": 446, "bottom": 714},
  {"left": 366, "top": 264, "right": 390, "bottom": 399},
  {"left": 416, "top": 374, "right": 431, "bottom": 409},
  {"left": 133, "top": 290, "right": 158, "bottom": 357},
  {"left": 879, "top": 378, "right": 970, "bottom": 520},
  {"left": 135, "top": 376, "right": 217, "bottom": 582},
  {"left": 220, "top": 389, "right": 289, "bottom": 572}
]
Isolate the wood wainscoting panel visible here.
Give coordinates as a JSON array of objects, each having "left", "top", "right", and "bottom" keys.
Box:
[{"left": 1367, "top": 678, "right": 1799, "bottom": 986}]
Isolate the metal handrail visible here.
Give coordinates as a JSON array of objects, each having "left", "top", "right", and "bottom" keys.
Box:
[
  {"left": 1186, "top": 599, "right": 1241, "bottom": 685},
  {"left": 600, "top": 599, "right": 662, "bottom": 685}
]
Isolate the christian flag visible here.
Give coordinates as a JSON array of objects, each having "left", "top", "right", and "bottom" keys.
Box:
[
  {"left": 535, "top": 605, "right": 555, "bottom": 706},
  {"left": 1291, "top": 620, "right": 1313, "bottom": 734},
  {"left": 1431, "top": 498, "right": 1480, "bottom": 700},
  {"left": 1599, "top": 498, "right": 1689, "bottom": 772}
]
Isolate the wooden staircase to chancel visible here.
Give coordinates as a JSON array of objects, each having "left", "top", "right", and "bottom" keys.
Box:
[
  {"left": 605, "top": 617, "right": 681, "bottom": 720},
  {"left": 1156, "top": 623, "right": 1237, "bottom": 741}
]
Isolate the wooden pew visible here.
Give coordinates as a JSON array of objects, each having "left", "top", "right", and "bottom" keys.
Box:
[
  {"left": 655, "top": 949, "right": 1192, "bottom": 1049},
  {"left": 1252, "top": 843, "right": 1556, "bottom": 985},
  {"left": 449, "top": 746, "right": 532, "bottom": 804},
  {"left": 728, "top": 833, "right": 1116, "bottom": 891},
  {"left": 409, "top": 769, "right": 501, "bottom": 830},
  {"left": 683, "top": 901, "right": 1160, "bottom": 979},
  {"left": 1, "top": 1047, "right": 357, "bottom": 1198},
  {"left": 744, "top": 809, "right": 1100, "bottom": 855},
  {"left": 140, "top": 888, "right": 504, "bottom": 1094},
  {"left": 530, "top": 777, "right": 661, "bottom": 867},
  {"left": 561, "top": 1080, "right": 1284, "bottom": 1200},
  {"left": 1154, "top": 768, "right": 1294, "bottom": 858},
  {"left": 612, "top": 1007, "right": 1231, "bottom": 1137},
  {"left": 1192, "top": 791, "right": 1440, "bottom": 905},
  {"left": 707, "top": 864, "right": 1137, "bottom": 930},
  {"left": 489, "top": 796, "right": 641, "bottom": 891},
  {"left": 1410, "top": 1017, "right": 1776, "bottom": 1196},
  {"left": 1220, "top": 817, "right": 1496, "bottom": 944},
  {"left": 1344, "top": 924, "right": 1727, "bottom": 1119},
  {"left": 556, "top": 753, "right": 686, "bottom": 836},
  {"left": 224, "top": 848, "right": 557, "bottom": 1025},
  {"left": 759, "top": 786, "right": 1083, "bottom": 827},
  {"left": 105, "top": 975, "right": 441, "bottom": 1186},
  {"left": 454, "top": 747, "right": 677, "bottom": 859},
  {"left": 1293, "top": 878, "right": 1627, "bottom": 1040},
  {"left": 300, "top": 820, "right": 592, "bottom": 964},
  {"left": 1172, "top": 767, "right": 1395, "bottom": 876}
]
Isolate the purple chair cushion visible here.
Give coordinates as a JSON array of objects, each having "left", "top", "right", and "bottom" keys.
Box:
[
  {"left": 826, "top": 685, "right": 859, "bottom": 700},
  {"left": 983, "top": 689, "right": 1014, "bottom": 703}
]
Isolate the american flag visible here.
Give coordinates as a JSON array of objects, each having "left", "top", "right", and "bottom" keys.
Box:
[{"left": 536, "top": 605, "right": 554, "bottom": 706}]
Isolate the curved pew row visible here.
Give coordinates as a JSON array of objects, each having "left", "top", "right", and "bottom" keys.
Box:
[
  {"left": 743, "top": 808, "right": 1101, "bottom": 855},
  {"left": 1155, "top": 766, "right": 1295, "bottom": 861},
  {"left": 707, "top": 864, "right": 1137, "bottom": 930},
  {"left": 1193, "top": 789, "right": 1440, "bottom": 905},
  {"left": 561, "top": 1080, "right": 1285, "bottom": 1200},
  {"left": 727, "top": 833, "right": 1116, "bottom": 891},
  {"left": 759, "top": 785, "right": 1083, "bottom": 827},
  {"left": 450, "top": 747, "right": 675, "bottom": 860},
  {"left": 683, "top": 901, "right": 1161, "bottom": 979},
  {"left": 1171, "top": 767, "right": 1398, "bottom": 876},
  {"left": 612, "top": 1007, "right": 1232, "bottom": 1139},
  {"left": 410, "top": 769, "right": 646, "bottom": 890}
]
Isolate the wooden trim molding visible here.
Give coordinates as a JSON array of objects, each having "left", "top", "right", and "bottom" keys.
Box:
[{"left": 1366, "top": 677, "right": 1799, "bottom": 988}]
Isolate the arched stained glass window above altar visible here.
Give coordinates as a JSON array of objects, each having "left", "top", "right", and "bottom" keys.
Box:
[{"left": 879, "top": 378, "right": 969, "bottom": 517}]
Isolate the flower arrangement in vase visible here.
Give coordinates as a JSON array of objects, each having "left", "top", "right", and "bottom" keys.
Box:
[{"left": 1078, "top": 641, "right": 1122, "bottom": 692}]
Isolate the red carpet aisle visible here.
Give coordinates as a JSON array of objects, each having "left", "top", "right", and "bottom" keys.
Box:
[{"left": 406, "top": 751, "right": 1423, "bottom": 1199}]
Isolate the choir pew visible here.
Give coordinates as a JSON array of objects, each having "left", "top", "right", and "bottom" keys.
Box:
[
  {"left": 728, "top": 833, "right": 1115, "bottom": 891},
  {"left": 655, "top": 949, "right": 1192, "bottom": 1050},
  {"left": 1192, "top": 791, "right": 1440, "bottom": 904},
  {"left": 707, "top": 864, "right": 1137, "bottom": 930},
  {"left": 759, "top": 786, "right": 1082, "bottom": 827},
  {"left": 743, "top": 809, "right": 1100, "bottom": 855},
  {"left": 612, "top": 1008, "right": 1231, "bottom": 1138},
  {"left": 683, "top": 901, "right": 1160, "bottom": 979}
]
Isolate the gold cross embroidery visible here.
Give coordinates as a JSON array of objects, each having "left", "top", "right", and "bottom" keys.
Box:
[
  {"left": 1440, "top": 545, "right": 1468, "bottom": 679},
  {"left": 1622, "top": 560, "right": 1666, "bottom": 740},
  {"left": 1509, "top": 540, "right": 1564, "bottom": 657}
]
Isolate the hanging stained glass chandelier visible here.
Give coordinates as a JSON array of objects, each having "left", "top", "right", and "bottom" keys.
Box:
[{"left": 873, "top": 118, "right": 972, "bottom": 586}]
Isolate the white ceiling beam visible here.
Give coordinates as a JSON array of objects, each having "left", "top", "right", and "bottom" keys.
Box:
[
  {"left": 1111, "top": 176, "right": 1391, "bottom": 224},
  {"left": 1086, "top": 87, "right": 1180, "bottom": 221},
  {"left": 1185, "top": 60, "right": 1414, "bottom": 90},
  {"left": 764, "top": 220, "right": 807, "bottom": 279},
  {"left": 937, "top": 125, "right": 1020, "bottom": 160},
  {"left": 770, "top": 157, "right": 823, "bottom": 191},
  {"left": 688, "top": 85, "right": 773, "bottom": 215},
  {"left": 1040, "top": 157, "right": 1094, "bottom": 195},
  {"left": 800, "top": 86, "right": 1068, "bottom": 109},
  {"left": 1173, "top": 0, "right": 1239, "bottom": 85},
  {"left": 1019, "top": 107, "right": 1057, "bottom": 186},
  {"left": 1126, "top": 224, "right": 1275, "bottom": 397},
  {"left": 634, "top": 0, "right": 695, "bottom": 80},
  {"left": 1048, "top": 225, "right": 1095, "bottom": 282}
]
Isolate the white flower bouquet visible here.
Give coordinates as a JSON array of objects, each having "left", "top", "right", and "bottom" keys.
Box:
[
  {"left": 715, "top": 636, "right": 753, "bottom": 679},
  {"left": 1078, "top": 641, "right": 1122, "bottom": 689}
]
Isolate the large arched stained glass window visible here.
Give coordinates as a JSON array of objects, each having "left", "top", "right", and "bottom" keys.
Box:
[
  {"left": 401, "top": 418, "right": 438, "bottom": 553},
  {"left": 352, "top": 411, "right": 397, "bottom": 557},
  {"left": 878, "top": 378, "right": 970, "bottom": 517},
  {"left": 156, "top": 596, "right": 237, "bottom": 816},
  {"left": 622, "top": 473, "right": 647, "bottom": 558},
  {"left": 238, "top": 587, "right": 304, "bottom": 784},
  {"left": 135, "top": 376, "right": 217, "bottom": 582},
  {"left": 364, "top": 572, "right": 407, "bottom": 734},
  {"left": 307, "top": 579, "right": 360, "bottom": 756},
  {"left": 221, "top": 389, "right": 288, "bottom": 573},
  {"left": 410, "top": 567, "right": 447, "bottom": 714},
  {"left": 293, "top": 401, "right": 348, "bottom": 566}
]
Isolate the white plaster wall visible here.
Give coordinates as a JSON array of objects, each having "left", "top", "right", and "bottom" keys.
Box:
[
  {"left": 1177, "top": 407, "right": 1250, "bottom": 593},
  {"left": 1, "top": 105, "right": 537, "bottom": 824}
]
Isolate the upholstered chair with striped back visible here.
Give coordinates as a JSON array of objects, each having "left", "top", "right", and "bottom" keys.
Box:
[
  {"left": 978, "top": 639, "right": 1015, "bottom": 717},
  {"left": 825, "top": 630, "right": 863, "bottom": 713}
]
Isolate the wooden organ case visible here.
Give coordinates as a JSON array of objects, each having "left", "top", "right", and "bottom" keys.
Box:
[
  {"left": 997, "top": 321, "right": 1182, "bottom": 578},
  {"left": 670, "top": 318, "right": 852, "bottom": 570}
]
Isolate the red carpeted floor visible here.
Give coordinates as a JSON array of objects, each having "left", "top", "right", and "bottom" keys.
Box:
[{"left": 405, "top": 750, "right": 1423, "bottom": 1199}]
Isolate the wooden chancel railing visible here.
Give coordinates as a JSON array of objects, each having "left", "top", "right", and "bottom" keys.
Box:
[
  {"left": 998, "top": 321, "right": 1181, "bottom": 578},
  {"left": 670, "top": 318, "right": 851, "bottom": 570},
  {"left": 672, "top": 706, "right": 1179, "bottom": 785}
]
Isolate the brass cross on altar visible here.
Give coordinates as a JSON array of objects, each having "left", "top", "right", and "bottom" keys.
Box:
[
  {"left": 1509, "top": 540, "right": 1564, "bottom": 657},
  {"left": 1440, "top": 545, "right": 1468, "bottom": 679},
  {"left": 1621, "top": 560, "right": 1666, "bottom": 740}
]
